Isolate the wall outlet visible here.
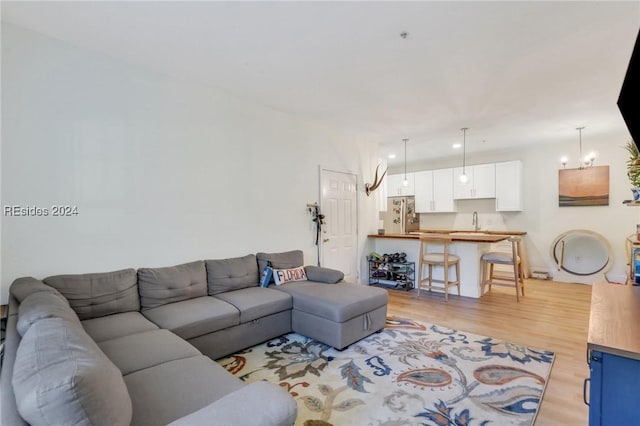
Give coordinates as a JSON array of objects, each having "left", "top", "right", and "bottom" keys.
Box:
[{"left": 531, "top": 270, "right": 550, "bottom": 279}]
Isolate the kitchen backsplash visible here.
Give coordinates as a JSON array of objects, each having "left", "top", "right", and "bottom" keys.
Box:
[{"left": 418, "top": 199, "right": 510, "bottom": 231}]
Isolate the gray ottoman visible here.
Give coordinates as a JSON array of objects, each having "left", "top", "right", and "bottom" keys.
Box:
[{"left": 275, "top": 281, "right": 388, "bottom": 349}]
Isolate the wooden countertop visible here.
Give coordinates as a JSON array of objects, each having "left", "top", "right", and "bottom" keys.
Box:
[
  {"left": 588, "top": 282, "right": 640, "bottom": 360},
  {"left": 369, "top": 232, "right": 512, "bottom": 243},
  {"left": 369, "top": 234, "right": 420, "bottom": 240},
  {"left": 416, "top": 229, "right": 527, "bottom": 236}
]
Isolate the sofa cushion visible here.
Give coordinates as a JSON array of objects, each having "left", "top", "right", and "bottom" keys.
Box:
[
  {"left": 12, "top": 317, "right": 132, "bottom": 426},
  {"left": 206, "top": 254, "right": 259, "bottom": 295},
  {"left": 142, "top": 296, "right": 239, "bottom": 340},
  {"left": 275, "top": 281, "right": 388, "bottom": 322},
  {"left": 1, "top": 308, "right": 27, "bottom": 426},
  {"left": 9, "top": 277, "right": 63, "bottom": 303},
  {"left": 43, "top": 268, "right": 139, "bottom": 320},
  {"left": 167, "top": 381, "right": 297, "bottom": 426},
  {"left": 214, "top": 287, "right": 292, "bottom": 323},
  {"left": 82, "top": 311, "right": 159, "bottom": 343},
  {"left": 98, "top": 329, "right": 201, "bottom": 375},
  {"left": 17, "top": 290, "right": 79, "bottom": 336},
  {"left": 124, "top": 355, "right": 244, "bottom": 426},
  {"left": 138, "top": 260, "right": 207, "bottom": 310},
  {"left": 304, "top": 265, "right": 345, "bottom": 284},
  {"left": 257, "top": 250, "right": 304, "bottom": 273}
]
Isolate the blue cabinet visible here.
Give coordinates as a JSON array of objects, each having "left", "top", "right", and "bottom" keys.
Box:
[
  {"left": 587, "top": 350, "right": 640, "bottom": 425},
  {"left": 587, "top": 350, "right": 602, "bottom": 425},
  {"left": 586, "top": 283, "right": 640, "bottom": 425}
]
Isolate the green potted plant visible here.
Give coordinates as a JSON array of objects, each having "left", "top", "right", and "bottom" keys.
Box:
[{"left": 625, "top": 140, "right": 640, "bottom": 201}]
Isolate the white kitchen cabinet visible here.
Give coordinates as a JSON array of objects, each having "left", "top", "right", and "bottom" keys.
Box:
[
  {"left": 495, "top": 160, "right": 523, "bottom": 211},
  {"left": 386, "top": 173, "right": 415, "bottom": 196},
  {"left": 473, "top": 163, "right": 496, "bottom": 198},
  {"left": 414, "top": 171, "right": 433, "bottom": 212},
  {"left": 415, "top": 169, "right": 457, "bottom": 212},
  {"left": 433, "top": 168, "right": 457, "bottom": 212},
  {"left": 453, "top": 163, "right": 496, "bottom": 199},
  {"left": 452, "top": 167, "right": 468, "bottom": 199}
]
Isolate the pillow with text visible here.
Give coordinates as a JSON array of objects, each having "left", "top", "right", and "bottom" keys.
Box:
[{"left": 273, "top": 267, "right": 308, "bottom": 285}]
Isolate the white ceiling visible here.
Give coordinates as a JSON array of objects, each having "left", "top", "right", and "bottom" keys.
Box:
[{"left": 2, "top": 1, "right": 639, "bottom": 166}]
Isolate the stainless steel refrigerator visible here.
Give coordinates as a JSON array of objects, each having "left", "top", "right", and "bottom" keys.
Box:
[{"left": 382, "top": 196, "right": 420, "bottom": 234}]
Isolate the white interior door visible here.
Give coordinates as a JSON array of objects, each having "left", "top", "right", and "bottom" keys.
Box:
[{"left": 320, "top": 169, "right": 358, "bottom": 282}]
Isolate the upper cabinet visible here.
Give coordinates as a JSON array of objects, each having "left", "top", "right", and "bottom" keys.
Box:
[
  {"left": 384, "top": 160, "right": 521, "bottom": 212},
  {"left": 414, "top": 171, "right": 433, "bottom": 212},
  {"left": 453, "top": 163, "right": 496, "bottom": 199},
  {"left": 495, "top": 160, "right": 523, "bottom": 211},
  {"left": 386, "top": 173, "right": 415, "bottom": 196},
  {"left": 473, "top": 163, "right": 497, "bottom": 198},
  {"left": 415, "top": 169, "right": 457, "bottom": 213}
]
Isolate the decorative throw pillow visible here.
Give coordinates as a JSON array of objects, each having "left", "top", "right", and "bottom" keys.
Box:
[
  {"left": 259, "top": 262, "right": 273, "bottom": 288},
  {"left": 272, "top": 267, "right": 308, "bottom": 285}
]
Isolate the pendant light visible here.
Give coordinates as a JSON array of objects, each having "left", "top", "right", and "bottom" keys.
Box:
[
  {"left": 578, "top": 126, "right": 596, "bottom": 168},
  {"left": 459, "top": 128, "right": 469, "bottom": 183},
  {"left": 560, "top": 127, "right": 596, "bottom": 169},
  {"left": 402, "top": 138, "right": 409, "bottom": 186}
]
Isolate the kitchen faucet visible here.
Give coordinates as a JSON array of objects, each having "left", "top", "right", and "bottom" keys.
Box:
[{"left": 472, "top": 211, "right": 479, "bottom": 231}]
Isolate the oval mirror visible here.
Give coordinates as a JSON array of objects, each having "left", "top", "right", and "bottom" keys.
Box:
[{"left": 551, "top": 229, "right": 612, "bottom": 276}]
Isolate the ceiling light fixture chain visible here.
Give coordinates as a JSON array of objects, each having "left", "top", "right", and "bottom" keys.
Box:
[
  {"left": 402, "top": 138, "right": 409, "bottom": 187},
  {"left": 459, "top": 128, "right": 469, "bottom": 183},
  {"left": 577, "top": 126, "right": 585, "bottom": 167}
]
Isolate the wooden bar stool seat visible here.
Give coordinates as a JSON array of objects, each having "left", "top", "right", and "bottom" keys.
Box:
[
  {"left": 481, "top": 236, "right": 525, "bottom": 301},
  {"left": 417, "top": 235, "right": 460, "bottom": 301}
]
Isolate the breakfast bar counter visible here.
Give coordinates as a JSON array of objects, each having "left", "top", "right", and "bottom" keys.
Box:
[
  {"left": 588, "top": 282, "right": 640, "bottom": 360},
  {"left": 368, "top": 230, "right": 527, "bottom": 298},
  {"left": 585, "top": 282, "right": 640, "bottom": 424},
  {"left": 369, "top": 232, "right": 520, "bottom": 243}
]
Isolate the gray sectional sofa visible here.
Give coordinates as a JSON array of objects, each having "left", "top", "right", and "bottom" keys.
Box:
[{"left": 0, "top": 250, "right": 388, "bottom": 426}]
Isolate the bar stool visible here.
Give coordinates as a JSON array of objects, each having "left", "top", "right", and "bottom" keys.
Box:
[
  {"left": 480, "top": 236, "right": 525, "bottom": 301},
  {"left": 417, "top": 235, "right": 460, "bottom": 301}
]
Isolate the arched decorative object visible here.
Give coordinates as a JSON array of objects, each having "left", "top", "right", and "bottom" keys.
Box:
[{"left": 550, "top": 229, "right": 613, "bottom": 277}]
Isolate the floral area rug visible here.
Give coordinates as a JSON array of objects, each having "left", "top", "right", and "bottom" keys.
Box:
[{"left": 217, "top": 317, "right": 554, "bottom": 426}]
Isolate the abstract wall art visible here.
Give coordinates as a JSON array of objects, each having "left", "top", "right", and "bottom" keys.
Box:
[{"left": 559, "top": 165, "right": 609, "bottom": 207}]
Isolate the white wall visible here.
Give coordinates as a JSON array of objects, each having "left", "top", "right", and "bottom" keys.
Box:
[
  {"left": 1, "top": 24, "right": 381, "bottom": 304},
  {"left": 393, "top": 135, "right": 639, "bottom": 283}
]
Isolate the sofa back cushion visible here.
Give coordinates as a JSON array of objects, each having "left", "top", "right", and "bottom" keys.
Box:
[
  {"left": 9, "top": 276, "right": 64, "bottom": 303},
  {"left": 206, "top": 254, "right": 259, "bottom": 295},
  {"left": 17, "top": 290, "right": 80, "bottom": 336},
  {"left": 12, "top": 317, "right": 133, "bottom": 426},
  {"left": 43, "top": 269, "right": 139, "bottom": 320},
  {"left": 138, "top": 260, "right": 207, "bottom": 310},
  {"left": 256, "top": 250, "right": 304, "bottom": 274}
]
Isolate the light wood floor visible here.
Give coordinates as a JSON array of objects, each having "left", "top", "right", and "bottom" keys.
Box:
[{"left": 385, "top": 278, "right": 591, "bottom": 426}]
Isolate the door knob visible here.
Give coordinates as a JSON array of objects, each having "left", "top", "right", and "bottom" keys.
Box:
[{"left": 323, "top": 239, "right": 330, "bottom": 243}]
